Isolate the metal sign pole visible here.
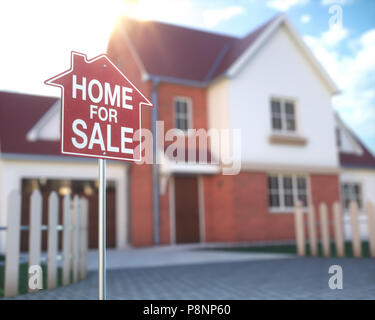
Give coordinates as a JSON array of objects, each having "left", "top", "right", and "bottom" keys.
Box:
[{"left": 98, "top": 158, "right": 106, "bottom": 300}]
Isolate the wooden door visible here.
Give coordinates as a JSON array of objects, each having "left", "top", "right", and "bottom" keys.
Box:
[{"left": 174, "top": 176, "right": 200, "bottom": 243}]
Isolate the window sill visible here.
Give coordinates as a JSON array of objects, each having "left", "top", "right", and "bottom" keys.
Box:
[
  {"left": 269, "top": 207, "right": 307, "bottom": 214},
  {"left": 268, "top": 133, "right": 307, "bottom": 146},
  {"left": 169, "top": 128, "right": 194, "bottom": 137}
]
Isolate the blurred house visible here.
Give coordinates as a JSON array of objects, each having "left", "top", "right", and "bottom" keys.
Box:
[
  {"left": 335, "top": 114, "right": 375, "bottom": 239},
  {"left": 0, "top": 92, "right": 128, "bottom": 253},
  {"left": 1, "top": 14, "right": 374, "bottom": 252}
]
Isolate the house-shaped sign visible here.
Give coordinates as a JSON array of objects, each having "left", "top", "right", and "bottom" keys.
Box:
[{"left": 45, "top": 51, "right": 152, "bottom": 162}]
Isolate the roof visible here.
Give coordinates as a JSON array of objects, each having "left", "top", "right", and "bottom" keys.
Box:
[
  {"left": 113, "top": 14, "right": 339, "bottom": 93},
  {"left": 337, "top": 115, "right": 375, "bottom": 169},
  {"left": 115, "top": 15, "right": 277, "bottom": 83},
  {"left": 0, "top": 91, "right": 60, "bottom": 157}
]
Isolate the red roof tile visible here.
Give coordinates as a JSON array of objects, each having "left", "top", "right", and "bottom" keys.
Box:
[
  {"left": 0, "top": 91, "right": 60, "bottom": 156},
  {"left": 117, "top": 15, "right": 277, "bottom": 83},
  {"left": 339, "top": 125, "right": 375, "bottom": 169}
]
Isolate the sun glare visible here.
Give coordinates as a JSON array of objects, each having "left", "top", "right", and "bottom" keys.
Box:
[{"left": 124, "top": 0, "right": 176, "bottom": 22}]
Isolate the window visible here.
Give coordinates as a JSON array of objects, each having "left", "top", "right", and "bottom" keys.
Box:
[
  {"left": 174, "top": 97, "right": 192, "bottom": 132},
  {"left": 270, "top": 98, "right": 296, "bottom": 133},
  {"left": 341, "top": 183, "right": 362, "bottom": 209},
  {"left": 336, "top": 127, "right": 342, "bottom": 148},
  {"left": 268, "top": 174, "right": 308, "bottom": 210}
]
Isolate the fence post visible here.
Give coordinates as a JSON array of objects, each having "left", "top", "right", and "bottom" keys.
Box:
[
  {"left": 319, "top": 203, "right": 330, "bottom": 257},
  {"left": 307, "top": 205, "right": 317, "bottom": 256},
  {"left": 47, "top": 192, "right": 58, "bottom": 289},
  {"left": 294, "top": 201, "right": 305, "bottom": 256},
  {"left": 71, "top": 195, "right": 80, "bottom": 283},
  {"left": 4, "top": 191, "right": 21, "bottom": 297},
  {"left": 349, "top": 201, "right": 362, "bottom": 258},
  {"left": 62, "top": 194, "right": 71, "bottom": 286},
  {"left": 366, "top": 201, "right": 375, "bottom": 258},
  {"left": 28, "top": 189, "right": 42, "bottom": 292},
  {"left": 333, "top": 202, "right": 345, "bottom": 257},
  {"left": 79, "top": 197, "right": 89, "bottom": 280}
]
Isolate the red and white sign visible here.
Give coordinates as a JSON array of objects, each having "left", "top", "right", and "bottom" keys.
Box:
[{"left": 45, "top": 51, "right": 152, "bottom": 161}]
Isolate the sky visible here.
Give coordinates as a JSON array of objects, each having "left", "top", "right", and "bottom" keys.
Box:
[{"left": 0, "top": 0, "right": 374, "bottom": 153}]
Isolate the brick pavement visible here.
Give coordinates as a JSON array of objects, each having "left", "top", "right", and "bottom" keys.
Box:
[{"left": 7, "top": 258, "right": 375, "bottom": 300}]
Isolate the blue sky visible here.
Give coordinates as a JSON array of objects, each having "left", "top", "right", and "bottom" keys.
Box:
[{"left": 0, "top": 0, "right": 374, "bottom": 153}]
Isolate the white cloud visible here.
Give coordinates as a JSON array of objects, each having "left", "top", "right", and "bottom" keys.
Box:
[
  {"left": 300, "top": 14, "right": 311, "bottom": 24},
  {"left": 266, "top": 0, "right": 309, "bottom": 12},
  {"left": 321, "top": 0, "right": 354, "bottom": 6},
  {"left": 203, "top": 6, "right": 246, "bottom": 28},
  {"left": 304, "top": 28, "right": 375, "bottom": 152},
  {"left": 321, "top": 24, "right": 349, "bottom": 46}
]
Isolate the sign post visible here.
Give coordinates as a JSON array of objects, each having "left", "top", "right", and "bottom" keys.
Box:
[
  {"left": 98, "top": 158, "right": 106, "bottom": 300},
  {"left": 45, "top": 51, "right": 152, "bottom": 299}
]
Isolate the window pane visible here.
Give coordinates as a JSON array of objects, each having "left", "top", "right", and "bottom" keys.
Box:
[
  {"left": 297, "top": 177, "right": 306, "bottom": 189},
  {"left": 272, "top": 117, "right": 282, "bottom": 130},
  {"left": 268, "top": 176, "right": 278, "bottom": 189},
  {"left": 175, "top": 99, "right": 190, "bottom": 131},
  {"left": 269, "top": 194, "right": 280, "bottom": 207},
  {"left": 179, "top": 119, "right": 188, "bottom": 131},
  {"left": 283, "top": 176, "right": 294, "bottom": 207},
  {"left": 175, "top": 101, "right": 181, "bottom": 114},
  {"left": 285, "top": 102, "right": 295, "bottom": 115},
  {"left": 336, "top": 128, "right": 342, "bottom": 147},
  {"left": 283, "top": 176, "right": 293, "bottom": 189},
  {"left": 284, "top": 194, "right": 294, "bottom": 207},
  {"left": 271, "top": 100, "right": 281, "bottom": 114},
  {"left": 298, "top": 194, "right": 307, "bottom": 207},
  {"left": 354, "top": 184, "right": 361, "bottom": 195},
  {"left": 286, "top": 119, "right": 295, "bottom": 131},
  {"left": 268, "top": 175, "right": 280, "bottom": 208},
  {"left": 180, "top": 101, "right": 187, "bottom": 114}
]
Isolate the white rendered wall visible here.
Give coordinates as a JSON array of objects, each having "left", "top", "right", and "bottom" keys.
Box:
[{"left": 227, "top": 25, "right": 339, "bottom": 168}]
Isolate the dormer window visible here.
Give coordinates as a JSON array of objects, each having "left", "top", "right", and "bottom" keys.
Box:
[
  {"left": 174, "top": 97, "right": 192, "bottom": 132},
  {"left": 270, "top": 98, "right": 296, "bottom": 133}
]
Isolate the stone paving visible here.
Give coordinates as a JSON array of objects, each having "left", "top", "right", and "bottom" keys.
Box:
[
  {"left": 8, "top": 257, "right": 375, "bottom": 300},
  {"left": 86, "top": 244, "right": 295, "bottom": 270}
]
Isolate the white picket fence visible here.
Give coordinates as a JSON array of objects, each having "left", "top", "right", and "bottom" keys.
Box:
[
  {"left": 1, "top": 189, "right": 89, "bottom": 297},
  {"left": 294, "top": 200, "right": 375, "bottom": 258}
]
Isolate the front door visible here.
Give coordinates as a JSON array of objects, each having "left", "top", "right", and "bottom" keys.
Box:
[{"left": 174, "top": 176, "right": 200, "bottom": 243}]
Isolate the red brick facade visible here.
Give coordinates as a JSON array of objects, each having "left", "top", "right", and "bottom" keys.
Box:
[{"left": 107, "top": 30, "right": 341, "bottom": 247}]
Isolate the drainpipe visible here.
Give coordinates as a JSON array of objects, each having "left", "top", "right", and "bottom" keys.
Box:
[{"left": 151, "top": 78, "right": 160, "bottom": 245}]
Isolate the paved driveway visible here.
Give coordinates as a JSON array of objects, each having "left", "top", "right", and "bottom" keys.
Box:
[{"left": 8, "top": 256, "right": 375, "bottom": 300}]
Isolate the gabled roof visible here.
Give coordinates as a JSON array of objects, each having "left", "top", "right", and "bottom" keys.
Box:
[
  {"left": 113, "top": 14, "right": 276, "bottom": 84},
  {"left": 0, "top": 91, "right": 60, "bottom": 156},
  {"left": 113, "top": 14, "right": 339, "bottom": 93},
  {"left": 336, "top": 113, "right": 375, "bottom": 169}
]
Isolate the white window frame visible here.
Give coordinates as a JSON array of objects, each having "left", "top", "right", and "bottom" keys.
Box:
[
  {"left": 268, "top": 173, "right": 309, "bottom": 213},
  {"left": 173, "top": 96, "right": 193, "bottom": 133},
  {"left": 341, "top": 182, "right": 363, "bottom": 210},
  {"left": 270, "top": 96, "right": 298, "bottom": 134}
]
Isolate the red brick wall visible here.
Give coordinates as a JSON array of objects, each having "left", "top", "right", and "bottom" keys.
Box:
[
  {"left": 310, "top": 174, "right": 341, "bottom": 238},
  {"left": 108, "top": 32, "right": 210, "bottom": 246},
  {"left": 203, "top": 175, "right": 236, "bottom": 242},
  {"left": 203, "top": 171, "right": 295, "bottom": 243},
  {"left": 203, "top": 171, "right": 340, "bottom": 243},
  {"left": 160, "top": 182, "right": 171, "bottom": 245},
  {"left": 233, "top": 171, "right": 295, "bottom": 242},
  {"left": 108, "top": 30, "right": 154, "bottom": 246}
]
